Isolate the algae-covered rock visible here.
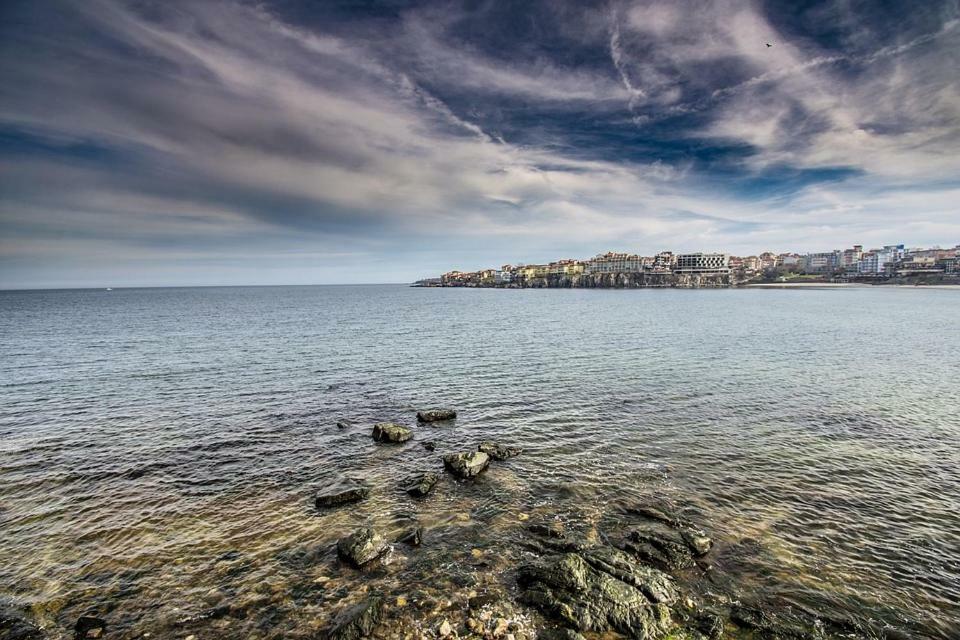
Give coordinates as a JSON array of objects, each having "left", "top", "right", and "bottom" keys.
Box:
[
  {"left": 372, "top": 423, "right": 412, "bottom": 443},
  {"left": 337, "top": 528, "right": 388, "bottom": 567},
  {"left": 478, "top": 441, "right": 522, "bottom": 460},
  {"left": 417, "top": 409, "right": 457, "bottom": 423},
  {"left": 517, "top": 549, "right": 676, "bottom": 638}
]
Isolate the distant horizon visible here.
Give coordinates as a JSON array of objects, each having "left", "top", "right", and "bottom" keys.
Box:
[{"left": 4, "top": 239, "right": 959, "bottom": 290}]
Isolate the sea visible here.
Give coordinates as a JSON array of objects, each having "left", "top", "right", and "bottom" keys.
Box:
[{"left": 1, "top": 285, "right": 958, "bottom": 639}]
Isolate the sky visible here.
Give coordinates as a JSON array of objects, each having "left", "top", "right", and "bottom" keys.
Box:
[{"left": 1, "top": 0, "right": 959, "bottom": 288}]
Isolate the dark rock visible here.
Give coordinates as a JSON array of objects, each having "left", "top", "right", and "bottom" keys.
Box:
[
  {"left": 528, "top": 521, "right": 565, "bottom": 539},
  {"left": 443, "top": 451, "right": 490, "bottom": 478},
  {"left": 579, "top": 547, "right": 678, "bottom": 605},
  {"left": 620, "top": 524, "right": 697, "bottom": 570},
  {"left": 478, "top": 441, "right": 522, "bottom": 460},
  {"left": 417, "top": 409, "right": 457, "bottom": 423},
  {"left": 531, "top": 536, "right": 591, "bottom": 554},
  {"left": 200, "top": 604, "right": 244, "bottom": 620},
  {"left": 74, "top": 616, "right": 106, "bottom": 639},
  {"left": 730, "top": 605, "right": 819, "bottom": 640},
  {"left": 625, "top": 504, "right": 681, "bottom": 527},
  {"left": 397, "top": 526, "right": 423, "bottom": 546},
  {"left": 337, "top": 528, "right": 389, "bottom": 567},
  {"left": 0, "top": 609, "right": 42, "bottom": 640},
  {"left": 326, "top": 596, "right": 383, "bottom": 640},
  {"left": 468, "top": 593, "right": 499, "bottom": 610},
  {"left": 537, "top": 629, "right": 586, "bottom": 640},
  {"left": 517, "top": 548, "right": 676, "bottom": 638},
  {"left": 695, "top": 612, "right": 724, "bottom": 639},
  {"left": 403, "top": 472, "right": 439, "bottom": 498},
  {"left": 315, "top": 479, "right": 370, "bottom": 509},
  {"left": 336, "top": 420, "right": 352, "bottom": 429},
  {"left": 371, "top": 423, "right": 412, "bottom": 443},
  {"left": 422, "top": 441, "right": 437, "bottom": 451}
]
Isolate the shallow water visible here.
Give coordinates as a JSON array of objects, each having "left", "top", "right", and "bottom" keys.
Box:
[{"left": 1, "top": 285, "right": 958, "bottom": 639}]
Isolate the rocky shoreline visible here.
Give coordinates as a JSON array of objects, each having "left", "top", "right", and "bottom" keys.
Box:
[
  {"left": 311, "top": 409, "right": 876, "bottom": 640},
  {"left": 2, "top": 407, "right": 888, "bottom": 640}
]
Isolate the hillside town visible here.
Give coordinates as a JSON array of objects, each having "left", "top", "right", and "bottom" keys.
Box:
[{"left": 416, "top": 244, "right": 960, "bottom": 288}]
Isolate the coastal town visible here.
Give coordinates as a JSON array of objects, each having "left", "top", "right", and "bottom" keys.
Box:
[{"left": 416, "top": 243, "right": 960, "bottom": 288}]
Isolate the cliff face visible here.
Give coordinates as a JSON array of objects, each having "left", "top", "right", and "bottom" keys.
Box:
[{"left": 517, "top": 272, "right": 732, "bottom": 288}]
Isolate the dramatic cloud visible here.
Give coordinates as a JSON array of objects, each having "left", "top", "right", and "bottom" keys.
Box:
[{"left": 1, "top": 0, "right": 958, "bottom": 287}]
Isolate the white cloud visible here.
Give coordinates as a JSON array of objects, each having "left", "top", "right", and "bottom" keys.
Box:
[{"left": 1, "top": 0, "right": 957, "bottom": 287}]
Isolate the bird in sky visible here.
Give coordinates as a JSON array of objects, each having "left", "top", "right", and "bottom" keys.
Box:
[{"left": 766, "top": 42, "right": 773, "bottom": 47}]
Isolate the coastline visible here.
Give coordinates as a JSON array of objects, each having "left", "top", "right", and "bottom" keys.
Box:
[{"left": 746, "top": 282, "right": 960, "bottom": 289}]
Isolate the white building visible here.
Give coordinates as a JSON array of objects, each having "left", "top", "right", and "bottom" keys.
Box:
[
  {"left": 586, "top": 252, "right": 645, "bottom": 274},
  {"left": 858, "top": 245, "right": 904, "bottom": 274}
]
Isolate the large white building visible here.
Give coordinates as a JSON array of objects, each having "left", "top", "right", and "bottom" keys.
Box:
[
  {"left": 858, "top": 244, "right": 904, "bottom": 274},
  {"left": 586, "top": 252, "right": 645, "bottom": 274},
  {"left": 674, "top": 253, "right": 729, "bottom": 274}
]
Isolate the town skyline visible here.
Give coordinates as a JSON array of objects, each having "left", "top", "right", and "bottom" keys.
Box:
[{"left": 429, "top": 241, "right": 959, "bottom": 286}]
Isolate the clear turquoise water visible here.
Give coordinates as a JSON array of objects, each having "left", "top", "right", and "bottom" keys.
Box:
[{"left": 1, "top": 285, "right": 958, "bottom": 638}]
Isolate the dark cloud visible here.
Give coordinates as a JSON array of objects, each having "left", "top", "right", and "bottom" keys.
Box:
[{"left": 1, "top": 0, "right": 958, "bottom": 287}]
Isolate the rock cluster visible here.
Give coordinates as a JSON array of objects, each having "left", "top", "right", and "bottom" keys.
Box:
[{"left": 314, "top": 406, "right": 789, "bottom": 640}]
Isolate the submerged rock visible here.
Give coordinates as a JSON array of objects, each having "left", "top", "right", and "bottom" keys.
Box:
[
  {"left": 517, "top": 548, "right": 676, "bottom": 638},
  {"left": 0, "top": 608, "right": 42, "bottom": 640},
  {"left": 694, "top": 612, "right": 724, "bottom": 639},
  {"left": 417, "top": 409, "right": 457, "bottom": 423},
  {"left": 403, "top": 472, "right": 439, "bottom": 497},
  {"left": 528, "top": 521, "right": 565, "bottom": 539},
  {"left": 422, "top": 440, "right": 437, "bottom": 451},
  {"left": 326, "top": 596, "right": 383, "bottom": 640},
  {"left": 315, "top": 479, "right": 370, "bottom": 509},
  {"left": 371, "top": 422, "right": 412, "bottom": 443},
  {"left": 478, "top": 441, "right": 522, "bottom": 460},
  {"left": 443, "top": 451, "right": 490, "bottom": 478},
  {"left": 730, "top": 605, "right": 822, "bottom": 639},
  {"left": 537, "top": 629, "right": 586, "bottom": 640},
  {"left": 618, "top": 520, "right": 714, "bottom": 570},
  {"left": 397, "top": 526, "right": 423, "bottom": 546},
  {"left": 337, "top": 528, "right": 389, "bottom": 567},
  {"left": 468, "top": 593, "right": 500, "bottom": 610},
  {"left": 74, "top": 615, "right": 107, "bottom": 639},
  {"left": 336, "top": 420, "right": 352, "bottom": 429},
  {"left": 624, "top": 504, "right": 681, "bottom": 527}
]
